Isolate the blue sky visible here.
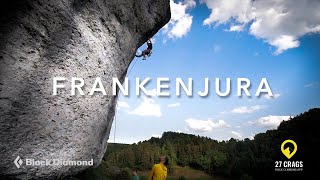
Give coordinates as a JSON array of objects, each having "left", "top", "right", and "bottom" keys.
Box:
[{"left": 109, "top": 0, "right": 320, "bottom": 144}]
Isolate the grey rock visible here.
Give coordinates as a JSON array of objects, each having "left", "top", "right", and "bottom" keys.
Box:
[{"left": 0, "top": 0, "right": 170, "bottom": 179}]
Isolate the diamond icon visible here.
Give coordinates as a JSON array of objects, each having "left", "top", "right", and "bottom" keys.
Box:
[{"left": 14, "top": 156, "right": 23, "bottom": 169}]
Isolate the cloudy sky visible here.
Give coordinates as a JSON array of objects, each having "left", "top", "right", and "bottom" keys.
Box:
[{"left": 108, "top": 0, "right": 320, "bottom": 144}]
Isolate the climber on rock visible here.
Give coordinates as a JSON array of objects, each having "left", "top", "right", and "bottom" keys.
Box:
[{"left": 135, "top": 39, "right": 152, "bottom": 60}]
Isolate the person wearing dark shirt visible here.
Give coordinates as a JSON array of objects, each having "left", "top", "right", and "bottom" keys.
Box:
[
  {"left": 132, "top": 169, "right": 140, "bottom": 180},
  {"left": 135, "top": 39, "right": 153, "bottom": 60}
]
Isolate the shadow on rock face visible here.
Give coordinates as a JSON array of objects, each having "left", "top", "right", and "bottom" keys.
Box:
[{"left": 0, "top": 0, "right": 171, "bottom": 179}]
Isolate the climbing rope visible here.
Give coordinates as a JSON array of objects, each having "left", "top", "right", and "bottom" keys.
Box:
[
  {"left": 114, "top": 102, "right": 117, "bottom": 143},
  {"left": 127, "top": 57, "right": 138, "bottom": 77},
  {"left": 113, "top": 57, "right": 139, "bottom": 143}
]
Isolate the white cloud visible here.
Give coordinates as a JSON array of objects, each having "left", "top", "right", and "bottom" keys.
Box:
[
  {"left": 213, "top": 44, "right": 222, "bottom": 53},
  {"left": 175, "top": 130, "right": 183, "bottom": 133},
  {"left": 231, "top": 131, "right": 243, "bottom": 139},
  {"left": 256, "top": 115, "right": 291, "bottom": 129},
  {"left": 162, "top": 39, "right": 167, "bottom": 44},
  {"left": 231, "top": 105, "right": 263, "bottom": 114},
  {"left": 168, "top": 102, "right": 181, "bottom": 108},
  {"left": 248, "top": 133, "right": 255, "bottom": 140},
  {"left": 185, "top": 118, "right": 230, "bottom": 132},
  {"left": 229, "top": 25, "right": 244, "bottom": 32},
  {"left": 202, "top": 0, "right": 320, "bottom": 54},
  {"left": 129, "top": 97, "right": 162, "bottom": 117},
  {"left": 304, "top": 82, "right": 320, "bottom": 88},
  {"left": 108, "top": 136, "right": 149, "bottom": 144},
  {"left": 152, "top": 134, "right": 162, "bottom": 138},
  {"left": 117, "top": 101, "right": 130, "bottom": 110},
  {"left": 264, "top": 93, "right": 281, "bottom": 100},
  {"left": 202, "top": 0, "right": 253, "bottom": 26},
  {"left": 184, "top": 0, "right": 196, "bottom": 8},
  {"left": 163, "top": 0, "right": 196, "bottom": 38},
  {"left": 269, "top": 35, "right": 300, "bottom": 54}
]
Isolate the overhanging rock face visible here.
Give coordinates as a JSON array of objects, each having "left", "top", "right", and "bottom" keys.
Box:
[{"left": 0, "top": 0, "right": 170, "bottom": 179}]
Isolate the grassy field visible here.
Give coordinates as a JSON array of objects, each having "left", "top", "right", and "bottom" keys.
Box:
[
  {"left": 77, "top": 163, "right": 230, "bottom": 180},
  {"left": 138, "top": 166, "right": 229, "bottom": 180}
]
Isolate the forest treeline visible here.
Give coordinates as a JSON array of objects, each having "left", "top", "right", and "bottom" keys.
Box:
[{"left": 78, "top": 108, "right": 319, "bottom": 179}]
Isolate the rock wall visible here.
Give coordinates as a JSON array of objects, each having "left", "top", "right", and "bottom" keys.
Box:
[{"left": 0, "top": 0, "right": 170, "bottom": 179}]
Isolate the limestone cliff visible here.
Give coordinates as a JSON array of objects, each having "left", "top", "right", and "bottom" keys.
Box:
[{"left": 0, "top": 0, "right": 170, "bottom": 179}]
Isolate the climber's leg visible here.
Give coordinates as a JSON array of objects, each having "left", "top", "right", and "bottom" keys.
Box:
[
  {"left": 136, "top": 49, "right": 150, "bottom": 59},
  {"left": 141, "top": 50, "right": 148, "bottom": 60}
]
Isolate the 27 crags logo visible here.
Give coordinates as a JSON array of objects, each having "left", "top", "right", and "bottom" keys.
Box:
[{"left": 275, "top": 139, "right": 303, "bottom": 172}]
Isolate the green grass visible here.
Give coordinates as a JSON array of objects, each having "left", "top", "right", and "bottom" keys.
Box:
[
  {"left": 77, "top": 165, "right": 230, "bottom": 180},
  {"left": 140, "top": 176, "right": 223, "bottom": 180},
  {"left": 138, "top": 166, "right": 229, "bottom": 180}
]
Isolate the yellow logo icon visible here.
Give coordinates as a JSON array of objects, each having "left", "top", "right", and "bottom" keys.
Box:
[{"left": 281, "top": 139, "right": 297, "bottom": 159}]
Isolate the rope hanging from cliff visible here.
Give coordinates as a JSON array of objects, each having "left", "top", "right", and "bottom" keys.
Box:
[
  {"left": 114, "top": 40, "right": 153, "bottom": 143},
  {"left": 114, "top": 102, "right": 117, "bottom": 143},
  {"left": 127, "top": 57, "right": 138, "bottom": 77},
  {"left": 113, "top": 57, "right": 139, "bottom": 143}
]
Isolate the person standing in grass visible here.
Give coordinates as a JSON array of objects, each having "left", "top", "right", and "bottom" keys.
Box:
[
  {"left": 131, "top": 169, "right": 140, "bottom": 180},
  {"left": 148, "top": 156, "right": 168, "bottom": 180},
  {"left": 132, "top": 169, "right": 140, "bottom": 180}
]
